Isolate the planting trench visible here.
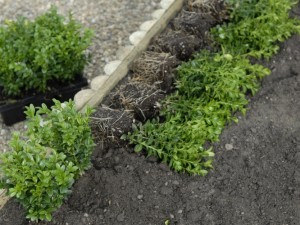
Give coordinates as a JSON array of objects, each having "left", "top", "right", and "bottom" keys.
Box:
[{"left": 1, "top": 0, "right": 300, "bottom": 224}]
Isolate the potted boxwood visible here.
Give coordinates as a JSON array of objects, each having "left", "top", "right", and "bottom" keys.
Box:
[{"left": 0, "top": 6, "right": 93, "bottom": 125}]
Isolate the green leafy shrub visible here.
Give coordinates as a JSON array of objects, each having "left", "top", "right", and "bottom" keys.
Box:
[
  {"left": 124, "top": 0, "right": 300, "bottom": 175},
  {"left": 0, "top": 99, "right": 94, "bottom": 221},
  {"left": 125, "top": 52, "right": 270, "bottom": 175},
  {"left": 212, "top": 0, "right": 300, "bottom": 58},
  {"left": 25, "top": 99, "right": 95, "bottom": 173},
  {"left": 0, "top": 6, "right": 93, "bottom": 97}
]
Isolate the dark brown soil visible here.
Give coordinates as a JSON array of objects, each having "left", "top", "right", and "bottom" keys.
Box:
[{"left": 1, "top": 1, "right": 300, "bottom": 224}]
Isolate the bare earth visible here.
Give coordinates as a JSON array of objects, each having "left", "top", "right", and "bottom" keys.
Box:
[{"left": 0, "top": 1, "right": 300, "bottom": 225}]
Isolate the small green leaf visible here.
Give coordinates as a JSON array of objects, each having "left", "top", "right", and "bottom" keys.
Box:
[
  {"left": 134, "top": 144, "right": 143, "bottom": 153},
  {"left": 120, "top": 134, "right": 127, "bottom": 140}
]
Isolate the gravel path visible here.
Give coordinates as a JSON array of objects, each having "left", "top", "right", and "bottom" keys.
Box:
[{"left": 0, "top": 0, "right": 160, "bottom": 152}]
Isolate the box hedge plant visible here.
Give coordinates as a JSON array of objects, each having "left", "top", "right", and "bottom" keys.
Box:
[
  {"left": 0, "top": 99, "right": 95, "bottom": 221},
  {"left": 0, "top": 6, "right": 93, "bottom": 97},
  {"left": 124, "top": 0, "right": 300, "bottom": 175}
]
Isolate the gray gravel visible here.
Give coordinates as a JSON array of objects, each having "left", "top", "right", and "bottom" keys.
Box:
[{"left": 0, "top": 0, "right": 160, "bottom": 152}]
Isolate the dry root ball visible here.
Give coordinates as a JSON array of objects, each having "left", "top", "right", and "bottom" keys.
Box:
[
  {"left": 112, "top": 82, "right": 164, "bottom": 121},
  {"left": 130, "top": 51, "right": 179, "bottom": 93},
  {"left": 187, "top": 0, "right": 228, "bottom": 19},
  {"left": 157, "top": 31, "right": 202, "bottom": 61},
  {"left": 91, "top": 107, "right": 133, "bottom": 139},
  {"left": 173, "top": 10, "right": 217, "bottom": 40},
  {"left": 172, "top": 0, "right": 228, "bottom": 40}
]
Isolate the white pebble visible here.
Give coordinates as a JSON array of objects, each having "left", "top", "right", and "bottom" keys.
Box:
[{"left": 225, "top": 143, "right": 233, "bottom": 150}]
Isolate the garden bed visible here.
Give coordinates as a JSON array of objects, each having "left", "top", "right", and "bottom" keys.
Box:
[{"left": 0, "top": 0, "right": 300, "bottom": 224}]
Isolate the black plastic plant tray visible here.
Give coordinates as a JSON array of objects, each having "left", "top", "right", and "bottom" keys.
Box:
[{"left": 0, "top": 76, "right": 88, "bottom": 126}]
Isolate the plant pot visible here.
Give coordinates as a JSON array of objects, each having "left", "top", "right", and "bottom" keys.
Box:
[{"left": 0, "top": 76, "right": 88, "bottom": 126}]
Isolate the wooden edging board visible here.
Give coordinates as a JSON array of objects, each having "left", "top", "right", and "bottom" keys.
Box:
[{"left": 76, "top": 0, "right": 184, "bottom": 112}]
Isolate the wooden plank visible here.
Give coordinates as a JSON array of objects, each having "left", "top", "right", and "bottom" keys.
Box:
[
  {"left": 0, "top": 189, "right": 9, "bottom": 210},
  {"left": 79, "top": 0, "right": 184, "bottom": 112}
]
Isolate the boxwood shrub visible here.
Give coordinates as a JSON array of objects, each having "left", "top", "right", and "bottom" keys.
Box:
[
  {"left": 0, "top": 100, "right": 95, "bottom": 221},
  {"left": 0, "top": 6, "right": 93, "bottom": 97}
]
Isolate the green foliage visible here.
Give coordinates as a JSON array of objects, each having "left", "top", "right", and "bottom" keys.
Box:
[
  {"left": 0, "top": 99, "right": 94, "bottom": 221},
  {"left": 125, "top": 52, "right": 270, "bottom": 175},
  {"left": 124, "top": 0, "right": 300, "bottom": 175},
  {"left": 25, "top": 99, "right": 95, "bottom": 173},
  {"left": 0, "top": 6, "right": 93, "bottom": 97},
  {"left": 212, "top": 0, "right": 300, "bottom": 58}
]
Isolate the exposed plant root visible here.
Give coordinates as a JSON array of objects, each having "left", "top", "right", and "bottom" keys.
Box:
[
  {"left": 130, "top": 51, "right": 178, "bottom": 85},
  {"left": 112, "top": 81, "right": 165, "bottom": 121},
  {"left": 187, "top": 0, "right": 228, "bottom": 21},
  {"left": 91, "top": 107, "right": 133, "bottom": 140},
  {"left": 113, "top": 81, "right": 162, "bottom": 109},
  {"left": 188, "top": 0, "right": 219, "bottom": 12}
]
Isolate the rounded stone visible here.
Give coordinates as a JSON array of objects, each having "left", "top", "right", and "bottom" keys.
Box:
[
  {"left": 137, "top": 194, "right": 143, "bottom": 200},
  {"left": 116, "top": 45, "right": 134, "bottom": 60},
  {"left": 104, "top": 60, "right": 122, "bottom": 75},
  {"left": 74, "top": 89, "right": 95, "bottom": 110},
  {"left": 160, "top": 0, "right": 175, "bottom": 9},
  {"left": 0, "top": 129, "right": 7, "bottom": 136},
  {"left": 225, "top": 143, "right": 234, "bottom": 150},
  {"left": 139, "top": 20, "right": 157, "bottom": 31},
  {"left": 90, "top": 75, "right": 108, "bottom": 90},
  {"left": 129, "top": 31, "right": 146, "bottom": 46},
  {"left": 152, "top": 9, "right": 165, "bottom": 19}
]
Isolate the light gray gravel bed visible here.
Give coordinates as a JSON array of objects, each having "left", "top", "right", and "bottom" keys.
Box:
[{"left": 0, "top": 0, "right": 160, "bottom": 152}]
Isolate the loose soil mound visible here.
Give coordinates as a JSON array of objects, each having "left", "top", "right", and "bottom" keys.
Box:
[{"left": 0, "top": 1, "right": 299, "bottom": 224}]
